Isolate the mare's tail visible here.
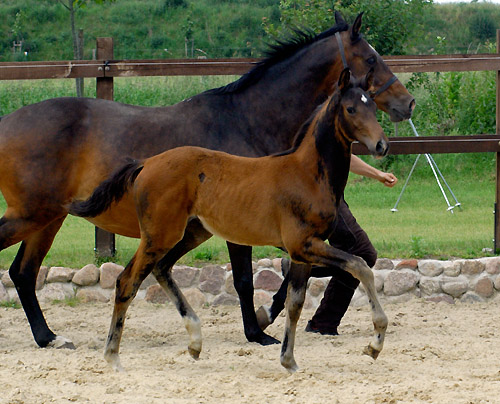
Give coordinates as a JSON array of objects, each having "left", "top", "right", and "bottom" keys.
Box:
[{"left": 69, "top": 159, "right": 144, "bottom": 218}]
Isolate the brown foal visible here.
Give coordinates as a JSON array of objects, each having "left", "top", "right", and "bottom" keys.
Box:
[{"left": 70, "top": 68, "right": 389, "bottom": 372}]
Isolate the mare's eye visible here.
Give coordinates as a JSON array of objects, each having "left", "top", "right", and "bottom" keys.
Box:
[
  {"left": 347, "top": 107, "right": 356, "bottom": 114},
  {"left": 366, "top": 56, "right": 376, "bottom": 65}
]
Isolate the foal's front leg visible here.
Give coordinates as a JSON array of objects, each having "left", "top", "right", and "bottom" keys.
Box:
[
  {"left": 300, "top": 239, "right": 388, "bottom": 359},
  {"left": 280, "top": 262, "right": 311, "bottom": 373}
]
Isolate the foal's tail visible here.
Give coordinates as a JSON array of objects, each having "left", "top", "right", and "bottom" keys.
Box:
[{"left": 69, "top": 159, "right": 144, "bottom": 218}]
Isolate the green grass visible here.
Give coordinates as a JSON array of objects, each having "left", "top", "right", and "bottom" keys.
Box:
[
  {"left": 0, "top": 300, "right": 21, "bottom": 309},
  {"left": 0, "top": 171, "right": 494, "bottom": 270},
  {"left": 0, "top": 76, "right": 496, "bottom": 270}
]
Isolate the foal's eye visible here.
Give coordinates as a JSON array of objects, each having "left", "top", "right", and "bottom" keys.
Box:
[
  {"left": 347, "top": 107, "right": 356, "bottom": 114},
  {"left": 366, "top": 56, "right": 376, "bottom": 65}
]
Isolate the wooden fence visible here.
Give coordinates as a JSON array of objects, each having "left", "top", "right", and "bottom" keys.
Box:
[{"left": 1, "top": 35, "right": 500, "bottom": 254}]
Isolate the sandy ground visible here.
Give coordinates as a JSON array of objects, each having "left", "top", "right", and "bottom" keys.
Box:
[{"left": 1, "top": 297, "right": 499, "bottom": 404}]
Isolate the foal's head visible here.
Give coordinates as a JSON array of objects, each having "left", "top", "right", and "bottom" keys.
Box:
[{"left": 333, "top": 68, "right": 389, "bottom": 158}]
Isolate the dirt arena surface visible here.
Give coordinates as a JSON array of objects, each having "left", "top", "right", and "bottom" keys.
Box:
[{"left": 1, "top": 296, "right": 499, "bottom": 404}]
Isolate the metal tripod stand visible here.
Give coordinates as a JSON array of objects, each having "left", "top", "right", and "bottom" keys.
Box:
[{"left": 391, "top": 119, "right": 461, "bottom": 213}]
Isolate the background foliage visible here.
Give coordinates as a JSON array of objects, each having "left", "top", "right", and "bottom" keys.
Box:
[
  {"left": 0, "top": 0, "right": 498, "bottom": 264},
  {"left": 2, "top": 0, "right": 500, "bottom": 61}
]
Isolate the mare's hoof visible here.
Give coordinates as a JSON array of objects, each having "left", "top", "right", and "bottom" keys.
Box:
[
  {"left": 256, "top": 306, "right": 272, "bottom": 330},
  {"left": 188, "top": 347, "right": 201, "bottom": 359},
  {"left": 363, "top": 344, "right": 381, "bottom": 360},
  {"left": 48, "top": 336, "right": 76, "bottom": 350},
  {"left": 249, "top": 331, "right": 279, "bottom": 346}
]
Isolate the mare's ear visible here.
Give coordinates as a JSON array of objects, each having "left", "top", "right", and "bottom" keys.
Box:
[
  {"left": 338, "top": 68, "right": 351, "bottom": 94},
  {"left": 362, "top": 67, "right": 375, "bottom": 92},
  {"left": 350, "top": 12, "right": 364, "bottom": 41},
  {"left": 335, "top": 11, "right": 346, "bottom": 25}
]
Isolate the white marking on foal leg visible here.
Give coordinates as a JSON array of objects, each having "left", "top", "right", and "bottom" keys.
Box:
[
  {"left": 183, "top": 315, "right": 202, "bottom": 359},
  {"left": 280, "top": 285, "right": 305, "bottom": 373},
  {"left": 347, "top": 257, "right": 388, "bottom": 359},
  {"left": 47, "top": 335, "right": 76, "bottom": 350}
]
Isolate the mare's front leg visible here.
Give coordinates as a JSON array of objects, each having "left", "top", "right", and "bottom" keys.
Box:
[
  {"left": 227, "top": 242, "right": 279, "bottom": 345},
  {"left": 297, "top": 239, "right": 388, "bottom": 359},
  {"left": 280, "top": 262, "right": 311, "bottom": 373},
  {"left": 104, "top": 242, "right": 163, "bottom": 372}
]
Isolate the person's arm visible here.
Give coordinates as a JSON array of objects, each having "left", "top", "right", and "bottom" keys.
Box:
[{"left": 350, "top": 155, "right": 398, "bottom": 188}]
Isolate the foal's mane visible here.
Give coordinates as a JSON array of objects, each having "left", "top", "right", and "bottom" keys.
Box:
[
  {"left": 205, "top": 20, "right": 349, "bottom": 96},
  {"left": 271, "top": 88, "right": 342, "bottom": 158}
]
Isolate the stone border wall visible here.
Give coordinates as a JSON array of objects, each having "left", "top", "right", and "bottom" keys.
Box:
[{"left": 1, "top": 257, "right": 499, "bottom": 308}]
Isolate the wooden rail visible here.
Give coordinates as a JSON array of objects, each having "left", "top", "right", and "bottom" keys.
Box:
[{"left": 1, "top": 35, "right": 500, "bottom": 253}]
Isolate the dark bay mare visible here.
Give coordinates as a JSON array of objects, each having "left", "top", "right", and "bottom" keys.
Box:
[
  {"left": 70, "top": 68, "right": 389, "bottom": 372},
  {"left": 0, "top": 12, "right": 413, "bottom": 349}
]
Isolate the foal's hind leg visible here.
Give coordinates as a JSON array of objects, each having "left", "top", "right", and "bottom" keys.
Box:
[
  {"left": 104, "top": 242, "right": 163, "bottom": 372},
  {"left": 1, "top": 215, "right": 74, "bottom": 348},
  {"left": 153, "top": 254, "right": 202, "bottom": 360},
  {"left": 280, "top": 262, "right": 311, "bottom": 373}
]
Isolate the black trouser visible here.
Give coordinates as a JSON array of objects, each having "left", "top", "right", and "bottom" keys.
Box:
[{"left": 307, "top": 199, "right": 377, "bottom": 333}]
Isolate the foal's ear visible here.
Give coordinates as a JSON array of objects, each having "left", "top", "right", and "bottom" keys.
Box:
[
  {"left": 350, "top": 12, "right": 364, "bottom": 41},
  {"left": 362, "top": 67, "right": 375, "bottom": 92},
  {"left": 335, "top": 11, "right": 346, "bottom": 26},
  {"left": 338, "top": 68, "right": 351, "bottom": 94}
]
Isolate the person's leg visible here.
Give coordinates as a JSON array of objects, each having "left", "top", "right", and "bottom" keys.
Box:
[{"left": 306, "top": 200, "right": 377, "bottom": 335}]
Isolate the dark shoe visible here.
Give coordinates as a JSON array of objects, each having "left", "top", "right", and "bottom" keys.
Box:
[{"left": 305, "top": 321, "right": 339, "bottom": 336}]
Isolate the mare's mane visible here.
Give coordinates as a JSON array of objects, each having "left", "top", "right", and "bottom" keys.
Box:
[{"left": 205, "top": 20, "right": 350, "bottom": 96}]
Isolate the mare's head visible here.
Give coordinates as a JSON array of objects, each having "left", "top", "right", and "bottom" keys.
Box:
[
  {"left": 333, "top": 68, "right": 389, "bottom": 158},
  {"left": 332, "top": 12, "right": 415, "bottom": 122}
]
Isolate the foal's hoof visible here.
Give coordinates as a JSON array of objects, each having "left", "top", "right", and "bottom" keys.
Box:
[
  {"left": 363, "top": 344, "right": 381, "bottom": 360},
  {"left": 48, "top": 336, "right": 76, "bottom": 350},
  {"left": 280, "top": 357, "right": 299, "bottom": 374},
  {"left": 188, "top": 347, "right": 201, "bottom": 360},
  {"left": 256, "top": 306, "right": 272, "bottom": 331}
]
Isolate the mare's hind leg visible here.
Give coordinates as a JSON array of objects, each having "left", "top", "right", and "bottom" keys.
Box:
[
  {"left": 227, "top": 242, "right": 279, "bottom": 345},
  {"left": 153, "top": 255, "right": 202, "bottom": 359},
  {"left": 280, "top": 262, "right": 311, "bottom": 373},
  {"left": 1, "top": 215, "right": 73, "bottom": 348}
]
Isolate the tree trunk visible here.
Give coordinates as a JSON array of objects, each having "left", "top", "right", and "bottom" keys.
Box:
[{"left": 69, "top": 0, "right": 84, "bottom": 97}]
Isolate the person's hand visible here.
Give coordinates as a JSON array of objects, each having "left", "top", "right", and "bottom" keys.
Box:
[{"left": 379, "top": 172, "right": 398, "bottom": 188}]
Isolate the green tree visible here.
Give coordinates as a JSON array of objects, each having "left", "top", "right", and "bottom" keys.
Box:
[
  {"left": 264, "top": 0, "right": 431, "bottom": 55},
  {"left": 468, "top": 12, "right": 495, "bottom": 42},
  {"left": 57, "top": 0, "right": 116, "bottom": 96}
]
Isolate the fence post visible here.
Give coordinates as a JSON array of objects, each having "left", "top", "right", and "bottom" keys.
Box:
[
  {"left": 95, "top": 37, "right": 116, "bottom": 258},
  {"left": 495, "top": 30, "right": 500, "bottom": 253}
]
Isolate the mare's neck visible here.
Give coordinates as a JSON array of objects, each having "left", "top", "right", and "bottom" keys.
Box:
[{"left": 202, "top": 38, "right": 343, "bottom": 156}]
